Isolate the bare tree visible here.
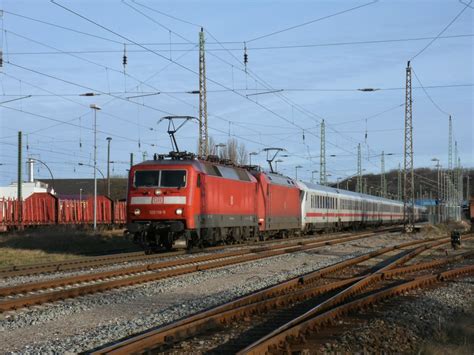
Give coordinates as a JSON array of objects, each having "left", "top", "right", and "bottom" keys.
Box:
[
  {"left": 208, "top": 136, "right": 217, "bottom": 156},
  {"left": 237, "top": 142, "right": 248, "bottom": 165},
  {"left": 224, "top": 138, "right": 239, "bottom": 162},
  {"left": 205, "top": 136, "right": 249, "bottom": 165}
]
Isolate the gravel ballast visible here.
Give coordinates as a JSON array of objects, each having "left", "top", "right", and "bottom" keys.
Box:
[
  {"left": 316, "top": 276, "right": 474, "bottom": 354},
  {"left": 0, "top": 231, "right": 461, "bottom": 354}
]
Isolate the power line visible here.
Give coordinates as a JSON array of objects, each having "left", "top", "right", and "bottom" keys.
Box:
[
  {"left": 246, "top": 0, "right": 378, "bottom": 43},
  {"left": 1, "top": 82, "right": 473, "bottom": 96},
  {"left": 7, "top": 34, "right": 473, "bottom": 54},
  {"left": 412, "top": 68, "right": 451, "bottom": 117},
  {"left": 3, "top": 10, "right": 123, "bottom": 44},
  {"left": 410, "top": 0, "right": 472, "bottom": 61}
]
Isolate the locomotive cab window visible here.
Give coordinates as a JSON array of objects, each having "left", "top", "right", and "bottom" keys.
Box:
[
  {"left": 134, "top": 170, "right": 187, "bottom": 188},
  {"left": 134, "top": 171, "right": 160, "bottom": 187},
  {"left": 160, "top": 170, "right": 186, "bottom": 187}
]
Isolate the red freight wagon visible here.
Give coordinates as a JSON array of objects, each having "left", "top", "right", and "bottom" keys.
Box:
[
  {"left": 253, "top": 172, "right": 301, "bottom": 237},
  {"left": 127, "top": 157, "right": 258, "bottom": 251},
  {"left": 23, "top": 193, "right": 57, "bottom": 225},
  {"left": 58, "top": 196, "right": 113, "bottom": 224},
  {"left": 113, "top": 201, "right": 127, "bottom": 225}
]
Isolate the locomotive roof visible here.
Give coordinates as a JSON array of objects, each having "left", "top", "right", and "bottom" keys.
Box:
[{"left": 135, "top": 159, "right": 202, "bottom": 167}]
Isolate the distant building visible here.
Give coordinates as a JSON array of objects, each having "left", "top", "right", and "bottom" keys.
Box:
[
  {"left": 0, "top": 181, "right": 54, "bottom": 199},
  {"left": 0, "top": 158, "right": 54, "bottom": 199}
]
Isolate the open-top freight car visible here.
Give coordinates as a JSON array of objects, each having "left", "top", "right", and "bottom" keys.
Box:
[{"left": 0, "top": 193, "right": 126, "bottom": 230}]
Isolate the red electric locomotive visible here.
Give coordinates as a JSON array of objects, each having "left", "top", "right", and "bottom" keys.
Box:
[
  {"left": 253, "top": 171, "right": 301, "bottom": 238},
  {"left": 127, "top": 153, "right": 259, "bottom": 251},
  {"left": 126, "top": 153, "right": 303, "bottom": 251}
]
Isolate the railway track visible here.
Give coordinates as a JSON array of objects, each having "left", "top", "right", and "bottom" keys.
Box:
[
  {"left": 0, "top": 229, "right": 395, "bottom": 313},
  {"left": 90, "top": 235, "right": 473, "bottom": 354},
  {"left": 0, "top": 227, "right": 396, "bottom": 278}
]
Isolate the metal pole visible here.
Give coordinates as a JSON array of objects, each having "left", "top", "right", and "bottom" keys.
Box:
[
  {"left": 93, "top": 109, "right": 97, "bottom": 231},
  {"left": 467, "top": 172, "right": 470, "bottom": 201},
  {"left": 17, "top": 131, "right": 22, "bottom": 227},
  {"left": 198, "top": 28, "right": 208, "bottom": 157},
  {"left": 130, "top": 153, "right": 134, "bottom": 168},
  {"left": 106, "top": 137, "right": 112, "bottom": 197},
  {"left": 320, "top": 119, "right": 326, "bottom": 186},
  {"left": 79, "top": 188, "right": 82, "bottom": 202},
  {"left": 403, "top": 61, "right": 415, "bottom": 232}
]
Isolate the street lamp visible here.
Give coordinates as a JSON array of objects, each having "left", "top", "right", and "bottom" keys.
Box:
[
  {"left": 215, "top": 143, "right": 226, "bottom": 158},
  {"left": 29, "top": 158, "right": 55, "bottom": 193},
  {"left": 90, "top": 104, "right": 101, "bottom": 231},
  {"left": 295, "top": 165, "right": 303, "bottom": 180},
  {"left": 275, "top": 159, "right": 283, "bottom": 172},
  {"left": 106, "top": 137, "right": 112, "bottom": 197},
  {"left": 249, "top": 152, "right": 258, "bottom": 165},
  {"left": 78, "top": 162, "right": 107, "bottom": 192}
]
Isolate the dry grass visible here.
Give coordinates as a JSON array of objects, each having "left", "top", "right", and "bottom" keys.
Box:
[
  {"left": 0, "top": 227, "right": 140, "bottom": 267},
  {"left": 418, "top": 312, "right": 474, "bottom": 355}
]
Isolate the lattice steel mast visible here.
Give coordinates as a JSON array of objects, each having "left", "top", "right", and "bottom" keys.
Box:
[
  {"left": 447, "top": 115, "right": 453, "bottom": 219},
  {"left": 397, "top": 163, "right": 402, "bottom": 200},
  {"left": 198, "top": 28, "right": 209, "bottom": 157},
  {"left": 356, "top": 143, "right": 362, "bottom": 193},
  {"left": 320, "top": 119, "right": 326, "bottom": 185},
  {"left": 381, "top": 151, "right": 386, "bottom": 198},
  {"left": 403, "top": 61, "right": 415, "bottom": 232}
]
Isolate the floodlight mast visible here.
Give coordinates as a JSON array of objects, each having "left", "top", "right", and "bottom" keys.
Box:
[
  {"left": 158, "top": 116, "right": 197, "bottom": 153},
  {"left": 263, "top": 147, "right": 285, "bottom": 173}
]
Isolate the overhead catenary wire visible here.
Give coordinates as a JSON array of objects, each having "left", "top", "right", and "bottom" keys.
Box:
[
  {"left": 5, "top": 33, "right": 473, "bottom": 54},
  {"left": 410, "top": 0, "right": 472, "bottom": 61},
  {"left": 3, "top": 2, "right": 467, "bottom": 181},
  {"left": 412, "top": 68, "right": 451, "bottom": 117},
  {"left": 246, "top": 0, "right": 379, "bottom": 43}
]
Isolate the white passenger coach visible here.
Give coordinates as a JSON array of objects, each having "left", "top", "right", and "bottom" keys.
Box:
[{"left": 297, "top": 181, "right": 426, "bottom": 232}]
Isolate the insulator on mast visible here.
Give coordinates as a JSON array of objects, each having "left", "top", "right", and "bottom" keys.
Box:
[
  {"left": 243, "top": 42, "right": 248, "bottom": 72},
  {"left": 122, "top": 44, "right": 127, "bottom": 69}
]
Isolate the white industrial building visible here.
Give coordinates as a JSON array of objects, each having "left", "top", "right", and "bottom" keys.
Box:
[{"left": 0, "top": 158, "right": 55, "bottom": 199}]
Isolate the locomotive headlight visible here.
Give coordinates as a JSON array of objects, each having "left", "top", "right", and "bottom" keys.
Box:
[
  {"left": 154, "top": 189, "right": 162, "bottom": 195},
  {"left": 133, "top": 208, "right": 141, "bottom": 216},
  {"left": 175, "top": 208, "right": 183, "bottom": 215}
]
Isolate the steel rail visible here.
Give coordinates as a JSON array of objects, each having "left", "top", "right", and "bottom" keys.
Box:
[
  {"left": 236, "top": 238, "right": 456, "bottom": 353},
  {"left": 0, "top": 230, "right": 379, "bottom": 297},
  {"left": 0, "top": 228, "right": 386, "bottom": 278},
  {"left": 240, "top": 265, "right": 474, "bottom": 354},
  {"left": 90, "top": 236, "right": 456, "bottom": 354},
  {"left": 0, "top": 230, "right": 387, "bottom": 312}
]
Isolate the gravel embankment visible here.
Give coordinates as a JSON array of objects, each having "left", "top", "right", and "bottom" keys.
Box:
[
  {"left": 0, "top": 232, "right": 428, "bottom": 353},
  {"left": 319, "top": 275, "right": 474, "bottom": 354}
]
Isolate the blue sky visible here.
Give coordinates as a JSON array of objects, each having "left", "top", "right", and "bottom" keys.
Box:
[{"left": 0, "top": 0, "right": 472, "bottom": 185}]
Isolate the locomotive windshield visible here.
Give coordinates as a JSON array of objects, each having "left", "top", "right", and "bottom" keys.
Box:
[{"left": 134, "top": 170, "right": 186, "bottom": 188}]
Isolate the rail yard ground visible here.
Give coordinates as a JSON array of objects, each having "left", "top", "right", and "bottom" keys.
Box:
[{"left": 0, "top": 224, "right": 471, "bottom": 354}]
